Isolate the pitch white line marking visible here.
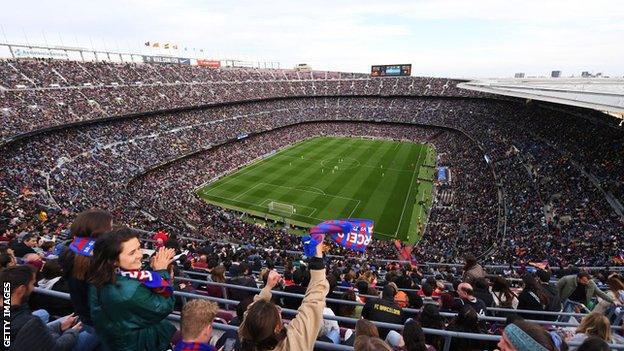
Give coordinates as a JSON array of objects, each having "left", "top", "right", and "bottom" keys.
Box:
[{"left": 395, "top": 144, "right": 424, "bottom": 236}]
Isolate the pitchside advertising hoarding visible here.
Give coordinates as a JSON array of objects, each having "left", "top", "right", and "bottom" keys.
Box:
[
  {"left": 371, "top": 64, "right": 412, "bottom": 77},
  {"left": 142, "top": 55, "right": 191, "bottom": 65}
]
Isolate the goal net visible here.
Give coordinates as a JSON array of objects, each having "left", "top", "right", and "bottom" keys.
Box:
[{"left": 268, "top": 201, "right": 295, "bottom": 216}]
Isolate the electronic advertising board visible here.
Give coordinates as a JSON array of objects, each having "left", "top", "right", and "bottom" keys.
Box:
[{"left": 371, "top": 64, "right": 411, "bottom": 77}]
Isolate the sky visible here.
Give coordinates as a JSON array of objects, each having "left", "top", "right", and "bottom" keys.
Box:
[{"left": 1, "top": 0, "right": 623, "bottom": 78}]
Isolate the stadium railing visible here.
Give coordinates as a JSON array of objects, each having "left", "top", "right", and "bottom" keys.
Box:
[
  {"left": 179, "top": 269, "right": 600, "bottom": 320},
  {"left": 33, "top": 288, "right": 624, "bottom": 351},
  {"left": 173, "top": 277, "right": 622, "bottom": 330},
  {"left": 141, "top": 235, "right": 624, "bottom": 272}
]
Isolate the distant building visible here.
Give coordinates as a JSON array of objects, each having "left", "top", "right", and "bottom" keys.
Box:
[
  {"left": 551, "top": 70, "right": 561, "bottom": 78},
  {"left": 582, "top": 71, "right": 591, "bottom": 78},
  {"left": 514, "top": 72, "right": 525, "bottom": 78}
]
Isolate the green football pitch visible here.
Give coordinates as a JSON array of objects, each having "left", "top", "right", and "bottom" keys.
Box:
[{"left": 196, "top": 136, "right": 436, "bottom": 243}]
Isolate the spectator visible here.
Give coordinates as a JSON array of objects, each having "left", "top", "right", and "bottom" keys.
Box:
[
  {"left": 575, "top": 336, "right": 610, "bottom": 351},
  {"left": 337, "top": 289, "right": 362, "bottom": 320},
  {"left": 491, "top": 276, "right": 519, "bottom": 309},
  {"left": 153, "top": 230, "right": 169, "bottom": 249},
  {"left": 89, "top": 227, "right": 176, "bottom": 351},
  {"left": 231, "top": 297, "right": 253, "bottom": 327},
  {"left": 462, "top": 255, "right": 485, "bottom": 284},
  {"left": 59, "top": 208, "right": 113, "bottom": 328},
  {"left": 23, "top": 253, "right": 44, "bottom": 273},
  {"left": 517, "top": 274, "right": 552, "bottom": 320},
  {"left": 536, "top": 269, "right": 562, "bottom": 317},
  {"left": 472, "top": 278, "right": 494, "bottom": 309},
  {"left": 11, "top": 233, "right": 39, "bottom": 258},
  {"left": 0, "top": 246, "right": 17, "bottom": 269},
  {"left": 568, "top": 312, "right": 624, "bottom": 346},
  {"left": 40, "top": 241, "right": 57, "bottom": 259},
  {"left": 29, "top": 259, "right": 74, "bottom": 317},
  {"left": 356, "top": 280, "right": 369, "bottom": 303},
  {"left": 238, "top": 242, "right": 328, "bottom": 351},
  {"left": 343, "top": 318, "right": 379, "bottom": 346},
  {"left": 325, "top": 274, "right": 341, "bottom": 315},
  {"left": 454, "top": 282, "right": 487, "bottom": 315},
  {"left": 283, "top": 266, "right": 309, "bottom": 310},
  {"left": 593, "top": 274, "right": 624, "bottom": 315},
  {"left": 497, "top": 321, "right": 567, "bottom": 351},
  {"left": 227, "top": 262, "right": 258, "bottom": 302},
  {"left": 174, "top": 299, "right": 219, "bottom": 351},
  {"left": 362, "top": 283, "right": 405, "bottom": 339},
  {"left": 353, "top": 335, "right": 393, "bottom": 351},
  {"left": 386, "top": 319, "right": 435, "bottom": 351},
  {"left": 418, "top": 304, "right": 445, "bottom": 350},
  {"left": 556, "top": 272, "right": 614, "bottom": 308},
  {"left": 317, "top": 307, "right": 340, "bottom": 344},
  {"left": 192, "top": 255, "right": 209, "bottom": 270},
  {"left": 439, "top": 292, "right": 455, "bottom": 312},
  {"left": 420, "top": 284, "right": 436, "bottom": 305},
  {"left": 446, "top": 306, "right": 485, "bottom": 351},
  {"left": 206, "top": 264, "right": 226, "bottom": 298},
  {"left": 0, "top": 265, "right": 82, "bottom": 351}
]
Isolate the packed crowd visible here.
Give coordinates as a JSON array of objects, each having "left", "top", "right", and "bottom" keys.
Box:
[
  {"left": 1, "top": 95, "right": 623, "bottom": 266},
  {"left": 2, "top": 209, "right": 624, "bottom": 351},
  {"left": 0, "top": 58, "right": 482, "bottom": 141}
]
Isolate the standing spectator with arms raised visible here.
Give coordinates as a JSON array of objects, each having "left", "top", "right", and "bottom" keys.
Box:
[{"left": 238, "top": 239, "right": 329, "bottom": 351}]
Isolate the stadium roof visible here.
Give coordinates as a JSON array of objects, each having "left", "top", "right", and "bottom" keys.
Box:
[{"left": 458, "top": 78, "right": 624, "bottom": 118}]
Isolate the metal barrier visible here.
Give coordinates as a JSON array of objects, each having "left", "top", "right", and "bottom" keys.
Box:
[
  {"left": 173, "top": 276, "right": 624, "bottom": 330},
  {"left": 32, "top": 287, "right": 624, "bottom": 351},
  {"left": 141, "top": 234, "right": 624, "bottom": 272}
]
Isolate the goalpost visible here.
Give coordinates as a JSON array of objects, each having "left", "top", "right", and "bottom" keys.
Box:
[{"left": 268, "top": 201, "right": 296, "bottom": 216}]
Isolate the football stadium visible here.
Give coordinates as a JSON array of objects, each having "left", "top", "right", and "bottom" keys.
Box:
[{"left": 1, "top": 1, "right": 624, "bottom": 351}]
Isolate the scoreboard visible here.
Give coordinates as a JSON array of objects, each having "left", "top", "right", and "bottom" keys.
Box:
[{"left": 371, "top": 64, "right": 412, "bottom": 77}]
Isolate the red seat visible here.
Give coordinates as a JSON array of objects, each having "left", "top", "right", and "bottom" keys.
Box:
[{"left": 216, "top": 310, "right": 235, "bottom": 324}]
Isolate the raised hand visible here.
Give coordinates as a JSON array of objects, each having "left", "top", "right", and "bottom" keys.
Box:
[
  {"left": 151, "top": 247, "right": 176, "bottom": 271},
  {"left": 266, "top": 270, "right": 282, "bottom": 289}
]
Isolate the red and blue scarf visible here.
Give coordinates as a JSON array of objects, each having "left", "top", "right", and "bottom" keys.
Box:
[
  {"left": 69, "top": 237, "right": 97, "bottom": 257},
  {"left": 116, "top": 268, "right": 173, "bottom": 298}
]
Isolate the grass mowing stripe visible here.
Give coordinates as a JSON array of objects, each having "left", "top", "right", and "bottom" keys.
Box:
[
  {"left": 363, "top": 142, "right": 418, "bottom": 237},
  {"left": 224, "top": 138, "right": 342, "bottom": 213},
  {"left": 334, "top": 139, "right": 407, "bottom": 237},
  {"left": 203, "top": 138, "right": 313, "bottom": 198},
  {"left": 197, "top": 136, "right": 436, "bottom": 244},
  {"left": 392, "top": 144, "right": 423, "bottom": 236},
  {"left": 257, "top": 138, "right": 348, "bottom": 218},
  {"left": 277, "top": 137, "right": 364, "bottom": 221}
]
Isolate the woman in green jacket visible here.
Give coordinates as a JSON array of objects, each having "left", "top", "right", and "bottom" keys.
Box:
[{"left": 89, "top": 227, "right": 177, "bottom": 351}]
